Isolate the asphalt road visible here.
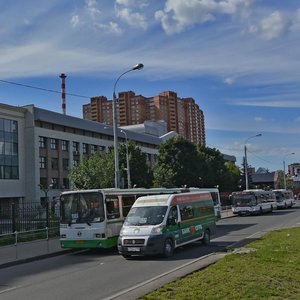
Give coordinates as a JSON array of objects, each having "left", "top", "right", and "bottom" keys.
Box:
[{"left": 0, "top": 204, "right": 299, "bottom": 300}]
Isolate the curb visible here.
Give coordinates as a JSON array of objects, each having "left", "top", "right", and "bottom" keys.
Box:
[
  {"left": 0, "top": 249, "right": 78, "bottom": 270},
  {"left": 105, "top": 252, "right": 227, "bottom": 300}
]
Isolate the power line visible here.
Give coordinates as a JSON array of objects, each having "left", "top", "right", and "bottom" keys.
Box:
[
  {"left": 246, "top": 149, "right": 273, "bottom": 165},
  {"left": 207, "top": 142, "right": 273, "bottom": 165},
  {"left": 0, "top": 79, "right": 90, "bottom": 99}
]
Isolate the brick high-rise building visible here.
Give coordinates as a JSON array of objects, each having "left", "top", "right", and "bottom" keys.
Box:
[{"left": 83, "top": 91, "right": 206, "bottom": 145}]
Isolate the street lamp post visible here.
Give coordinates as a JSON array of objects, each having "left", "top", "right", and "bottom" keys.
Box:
[
  {"left": 38, "top": 184, "right": 53, "bottom": 227},
  {"left": 283, "top": 153, "right": 295, "bottom": 190},
  {"left": 112, "top": 63, "right": 144, "bottom": 188},
  {"left": 244, "top": 134, "right": 262, "bottom": 190},
  {"left": 120, "top": 129, "right": 131, "bottom": 188}
]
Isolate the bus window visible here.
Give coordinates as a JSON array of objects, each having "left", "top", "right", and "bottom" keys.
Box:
[
  {"left": 106, "top": 196, "right": 120, "bottom": 219},
  {"left": 122, "top": 195, "right": 136, "bottom": 217}
]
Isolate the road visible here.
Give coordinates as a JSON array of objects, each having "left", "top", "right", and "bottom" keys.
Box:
[{"left": 0, "top": 204, "right": 299, "bottom": 300}]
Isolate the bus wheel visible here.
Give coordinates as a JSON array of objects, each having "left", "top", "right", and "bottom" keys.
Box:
[
  {"left": 202, "top": 229, "right": 211, "bottom": 245},
  {"left": 162, "top": 239, "right": 174, "bottom": 258}
]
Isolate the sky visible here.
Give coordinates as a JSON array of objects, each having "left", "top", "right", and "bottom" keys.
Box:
[{"left": 0, "top": 0, "right": 300, "bottom": 172}]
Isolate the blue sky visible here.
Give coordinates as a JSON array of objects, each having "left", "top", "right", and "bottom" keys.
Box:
[{"left": 0, "top": 0, "right": 300, "bottom": 172}]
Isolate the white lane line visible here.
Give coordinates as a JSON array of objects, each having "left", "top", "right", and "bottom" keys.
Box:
[
  {"left": 104, "top": 253, "right": 223, "bottom": 300},
  {"left": 0, "top": 286, "right": 18, "bottom": 294}
]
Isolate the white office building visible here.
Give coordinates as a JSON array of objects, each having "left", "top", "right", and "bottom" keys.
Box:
[{"left": 0, "top": 103, "right": 164, "bottom": 209}]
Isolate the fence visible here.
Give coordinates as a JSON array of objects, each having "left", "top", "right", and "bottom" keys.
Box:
[{"left": 0, "top": 201, "right": 60, "bottom": 235}]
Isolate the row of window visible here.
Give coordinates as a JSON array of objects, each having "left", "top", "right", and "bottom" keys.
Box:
[
  {"left": 39, "top": 157, "right": 71, "bottom": 170},
  {"left": 0, "top": 118, "right": 19, "bottom": 179},
  {"left": 39, "top": 136, "right": 106, "bottom": 155},
  {"left": 40, "top": 177, "right": 70, "bottom": 189}
]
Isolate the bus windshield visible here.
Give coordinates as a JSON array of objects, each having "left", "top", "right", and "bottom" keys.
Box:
[
  {"left": 124, "top": 206, "right": 168, "bottom": 226},
  {"left": 60, "top": 192, "right": 105, "bottom": 225},
  {"left": 231, "top": 194, "right": 256, "bottom": 207}
]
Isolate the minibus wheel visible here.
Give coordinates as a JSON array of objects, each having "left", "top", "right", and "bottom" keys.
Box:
[
  {"left": 202, "top": 229, "right": 210, "bottom": 245},
  {"left": 162, "top": 239, "right": 174, "bottom": 258}
]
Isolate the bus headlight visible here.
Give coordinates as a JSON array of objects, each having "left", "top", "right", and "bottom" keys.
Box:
[{"left": 150, "top": 226, "right": 163, "bottom": 235}]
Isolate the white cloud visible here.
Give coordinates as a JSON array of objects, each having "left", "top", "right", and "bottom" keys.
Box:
[
  {"left": 155, "top": 0, "right": 254, "bottom": 34},
  {"left": 116, "top": 0, "right": 149, "bottom": 9},
  {"left": 254, "top": 117, "right": 264, "bottom": 122},
  {"left": 291, "top": 8, "right": 300, "bottom": 31},
  {"left": 232, "top": 100, "right": 300, "bottom": 108},
  {"left": 85, "top": 0, "right": 102, "bottom": 19},
  {"left": 116, "top": 8, "right": 148, "bottom": 29},
  {"left": 96, "top": 21, "right": 123, "bottom": 35},
  {"left": 250, "top": 11, "right": 292, "bottom": 40},
  {"left": 224, "top": 77, "right": 235, "bottom": 85},
  {"left": 70, "top": 15, "right": 80, "bottom": 28},
  {"left": 116, "top": 0, "right": 135, "bottom": 6}
]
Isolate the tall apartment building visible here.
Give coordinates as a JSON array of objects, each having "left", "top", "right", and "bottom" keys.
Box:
[{"left": 83, "top": 91, "right": 206, "bottom": 145}]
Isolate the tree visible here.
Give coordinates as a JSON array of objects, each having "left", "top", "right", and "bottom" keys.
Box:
[
  {"left": 69, "top": 152, "right": 114, "bottom": 189},
  {"left": 119, "top": 142, "right": 152, "bottom": 188},
  {"left": 197, "top": 146, "right": 240, "bottom": 191},
  {"left": 153, "top": 136, "right": 203, "bottom": 187},
  {"left": 69, "top": 142, "right": 151, "bottom": 189},
  {"left": 225, "top": 161, "right": 241, "bottom": 191}
]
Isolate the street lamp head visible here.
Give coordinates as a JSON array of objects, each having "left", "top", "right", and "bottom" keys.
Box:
[
  {"left": 132, "top": 63, "right": 144, "bottom": 71},
  {"left": 256, "top": 134, "right": 262, "bottom": 137}
]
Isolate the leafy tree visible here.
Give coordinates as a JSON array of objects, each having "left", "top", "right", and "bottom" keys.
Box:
[
  {"left": 225, "top": 161, "right": 241, "bottom": 191},
  {"left": 197, "top": 146, "right": 241, "bottom": 191},
  {"left": 153, "top": 136, "right": 203, "bottom": 187},
  {"left": 69, "top": 152, "right": 114, "bottom": 189},
  {"left": 119, "top": 142, "right": 152, "bottom": 188},
  {"left": 69, "top": 142, "right": 151, "bottom": 189}
]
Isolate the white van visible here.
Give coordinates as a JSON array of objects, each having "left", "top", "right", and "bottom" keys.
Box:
[
  {"left": 117, "top": 191, "right": 216, "bottom": 258},
  {"left": 273, "top": 189, "right": 294, "bottom": 209}
]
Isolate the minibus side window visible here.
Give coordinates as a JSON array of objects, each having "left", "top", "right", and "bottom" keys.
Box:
[{"left": 179, "top": 204, "right": 194, "bottom": 221}]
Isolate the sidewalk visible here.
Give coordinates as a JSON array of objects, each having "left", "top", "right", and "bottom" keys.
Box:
[{"left": 0, "top": 237, "right": 72, "bottom": 269}]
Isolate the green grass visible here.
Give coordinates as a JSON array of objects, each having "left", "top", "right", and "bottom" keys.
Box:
[{"left": 139, "top": 227, "right": 300, "bottom": 300}]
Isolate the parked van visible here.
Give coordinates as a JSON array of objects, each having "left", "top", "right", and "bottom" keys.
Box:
[{"left": 117, "top": 191, "right": 216, "bottom": 258}]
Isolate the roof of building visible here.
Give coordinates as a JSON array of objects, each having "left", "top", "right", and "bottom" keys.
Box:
[
  {"left": 25, "top": 105, "right": 163, "bottom": 146},
  {"left": 251, "top": 172, "right": 276, "bottom": 183}
]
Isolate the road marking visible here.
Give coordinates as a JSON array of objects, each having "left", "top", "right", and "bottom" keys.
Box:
[
  {"left": 103, "top": 253, "right": 225, "bottom": 300},
  {"left": 0, "top": 286, "right": 18, "bottom": 294},
  {"left": 246, "top": 231, "right": 261, "bottom": 239}
]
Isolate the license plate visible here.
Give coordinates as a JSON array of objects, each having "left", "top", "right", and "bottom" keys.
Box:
[
  {"left": 127, "top": 247, "right": 140, "bottom": 252},
  {"left": 75, "top": 240, "right": 85, "bottom": 244}
]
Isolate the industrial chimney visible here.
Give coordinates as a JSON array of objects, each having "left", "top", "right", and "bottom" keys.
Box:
[{"left": 59, "top": 73, "right": 67, "bottom": 115}]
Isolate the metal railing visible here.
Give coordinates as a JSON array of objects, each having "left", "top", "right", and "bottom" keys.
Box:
[
  {"left": 0, "top": 227, "right": 60, "bottom": 261},
  {"left": 0, "top": 201, "right": 60, "bottom": 234}
]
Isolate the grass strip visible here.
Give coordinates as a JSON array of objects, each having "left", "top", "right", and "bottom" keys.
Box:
[{"left": 139, "top": 227, "right": 300, "bottom": 300}]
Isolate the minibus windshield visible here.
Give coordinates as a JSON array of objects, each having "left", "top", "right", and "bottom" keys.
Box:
[{"left": 124, "top": 206, "right": 168, "bottom": 226}]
